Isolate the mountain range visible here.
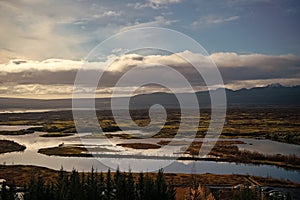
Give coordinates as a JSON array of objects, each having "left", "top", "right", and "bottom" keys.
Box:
[{"left": 0, "top": 84, "right": 299, "bottom": 110}]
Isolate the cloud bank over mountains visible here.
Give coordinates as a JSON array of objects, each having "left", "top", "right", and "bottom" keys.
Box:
[{"left": 1, "top": 51, "right": 299, "bottom": 98}]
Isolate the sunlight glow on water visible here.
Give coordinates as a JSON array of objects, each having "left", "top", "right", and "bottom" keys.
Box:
[{"left": 0, "top": 125, "right": 299, "bottom": 183}]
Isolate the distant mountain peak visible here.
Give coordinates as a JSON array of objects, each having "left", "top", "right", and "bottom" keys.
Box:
[{"left": 266, "top": 83, "right": 284, "bottom": 88}]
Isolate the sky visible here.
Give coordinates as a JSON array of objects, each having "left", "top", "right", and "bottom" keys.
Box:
[{"left": 0, "top": 0, "right": 300, "bottom": 98}]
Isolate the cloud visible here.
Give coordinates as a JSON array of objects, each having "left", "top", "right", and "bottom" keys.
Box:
[
  {"left": 150, "top": 0, "right": 183, "bottom": 4},
  {"left": 210, "top": 52, "right": 300, "bottom": 68},
  {"left": 1, "top": 59, "right": 84, "bottom": 73},
  {"left": 93, "top": 10, "right": 121, "bottom": 18},
  {"left": 192, "top": 15, "right": 240, "bottom": 28},
  {"left": 0, "top": 84, "right": 75, "bottom": 99},
  {"left": 129, "top": 0, "right": 183, "bottom": 9},
  {"left": 0, "top": 0, "right": 86, "bottom": 62},
  {"left": 120, "top": 16, "right": 177, "bottom": 31},
  {"left": 1, "top": 51, "right": 299, "bottom": 99},
  {"left": 1, "top": 51, "right": 299, "bottom": 73}
]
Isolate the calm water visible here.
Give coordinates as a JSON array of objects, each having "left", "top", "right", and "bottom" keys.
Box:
[
  {"left": 0, "top": 125, "right": 299, "bottom": 183},
  {"left": 236, "top": 138, "right": 300, "bottom": 155},
  {"left": 0, "top": 108, "right": 68, "bottom": 114}
]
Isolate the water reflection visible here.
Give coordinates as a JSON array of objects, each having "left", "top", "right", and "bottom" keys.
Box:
[{"left": 0, "top": 126, "right": 299, "bottom": 183}]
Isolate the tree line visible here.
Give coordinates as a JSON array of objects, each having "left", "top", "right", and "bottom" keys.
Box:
[{"left": 22, "top": 167, "right": 176, "bottom": 200}]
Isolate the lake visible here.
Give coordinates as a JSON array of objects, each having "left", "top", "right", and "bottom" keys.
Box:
[{"left": 0, "top": 125, "right": 299, "bottom": 183}]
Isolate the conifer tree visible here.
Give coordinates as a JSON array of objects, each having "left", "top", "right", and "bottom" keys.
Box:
[
  {"left": 155, "top": 169, "right": 168, "bottom": 199},
  {"left": 68, "top": 169, "right": 81, "bottom": 200},
  {"left": 114, "top": 166, "right": 122, "bottom": 200},
  {"left": 88, "top": 167, "right": 97, "bottom": 200},
  {"left": 167, "top": 178, "right": 176, "bottom": 200},
  {"left": 104, "top": 169, "right": 113, "bottom": 200},
  {"left": 98, "top": 171, "right": 105, "bottom": 199},
  {"left": 20, "top": 166, "right": 177, "bottom": 200},
  {"left": 136, "top": 172, "right": 145, "bottom": 200},
  {"left": 144, "top": 173, "right": 155, "bottom": 200},
  {"left": 56, "top": 167, "right": 69, "bottom": 200},
  {"left": 126, "top": 169, "right": 135, "bottom": 200}
]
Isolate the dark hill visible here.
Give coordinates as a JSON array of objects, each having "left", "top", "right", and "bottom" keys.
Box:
[{"left": 0, "top": 84, "right": 299, "bottom": 110}]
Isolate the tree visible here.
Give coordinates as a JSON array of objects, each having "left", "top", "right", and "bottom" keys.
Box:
[
  {"left": 24, "top": 176, "right": 49, "bottom": 200},
  {"left": 104, "top": 169, "right": 114, "bottom": 200},
  {"left": 166, "top": 178, "right": 176, "bottom": 200},
  {"left": 114, "top": 167, "right": 122, "bottom": 200},
  {"left": 1, "top": 181, "right": 14, "bottom": 200},
  {"left": 136, "top": 172, "right": 145, "bottom": 200},
  {"left": 87, "top": 167, "right": 97, "bottom": 200},
  {"left": 56, "top": 166, "right": 69, "bottom": 200},
  {"left": 126, "top": 170, "right": 135, "bottom": 200},
  {"left": 154, "top": 169, "right": 168, "bottom": 199},
  {"left": 97, "top": 171, "right": 105, "bottom": 199},
  {"left": 144, "top": 173, "right": 155, "bottom": 200},
  {"left": 68, "top": 169, "right": 81, "bottom": 200},
  {"left": 21, "top": 166, "right": 177, "bottom": 200}
]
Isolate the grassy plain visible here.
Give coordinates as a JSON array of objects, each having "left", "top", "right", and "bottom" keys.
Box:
[{"left": 0, "top": 108, "right": 299, "bottom": 144}]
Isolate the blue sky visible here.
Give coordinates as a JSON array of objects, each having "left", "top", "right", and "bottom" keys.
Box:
[{"left": 0, "top": 0, "right": 300, "bottom": 98}]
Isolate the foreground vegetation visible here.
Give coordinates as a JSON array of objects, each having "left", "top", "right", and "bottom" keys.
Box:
[
  {"left": 0, "top": 165, "right": 298, "bottom": 200},
  {"left": 24, "top": 168, "right": 175, "bottom": 200},
  {"left": 2, "top": 165, "right": 299, "bottom": 188},
  {"left": 1, "top": 167, "right": 176, "bottom": 200},
  {"left": 0, "top": 140, "right": 26, "bottom": 154}
]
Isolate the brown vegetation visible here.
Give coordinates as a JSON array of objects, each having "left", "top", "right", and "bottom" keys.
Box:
[
  {"left": 40, "top": 132, "right": 74, "bottom": 137},
  {"left": 0, "top": 165, "right": 299, "bottom": 188},
  {"left": 117, "top": 143, "right": 161, "bottom": 149},
  {"left": 0, "top": 129, "right": 34, "bottom": 135},
  {"left": 159, "top": 140, "right": 300, "bottom": 169},
  {"left": 0, "top": 139, "right": 26, "bottom": 154},
  {"left": 38, "top": 146, "right": 90, "bottom": 157},
  {"left": 38, "top": 145, "right": 119, "bottom": 157},
  {"left": 0, "top": 108, "right": 299, "bottom": 144}
]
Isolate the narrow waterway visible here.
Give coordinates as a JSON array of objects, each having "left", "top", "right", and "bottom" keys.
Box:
[{"left": 0, "top": 126, "right": 299, "bottom": 183}]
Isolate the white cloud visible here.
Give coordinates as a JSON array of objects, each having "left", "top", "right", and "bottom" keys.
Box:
[
  {"left": 150, "top": 0, "right": 183, "bottom": 4},
  {"left": 1, "top": 51, "right": 299, "bottom": 98},
  {"left": 93, "top": 10, "right": 121, "bottom": 18},
  {"left": 1, "top": 59, "right": 84, "bottom": 73},
  {"left": 192, "top": 15, "right": 240, "bottom": 28},
  {"left": 0, "top": 1, "right": 85, "bottom": 63},
  {"left": 0, "top": 84, "right": 75, "bottom": 99},
  {"left": 120, "top": 16, "right": 177, "bottom": 31},
  {"left": 129, "top": 0, "right": 183, "bottom": 9},
  {"left": 210, "top": 52, "right": 300, "bottom": 68},
  {"left": 1, "top": 51, "right": 299, "bottom": 74}
]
